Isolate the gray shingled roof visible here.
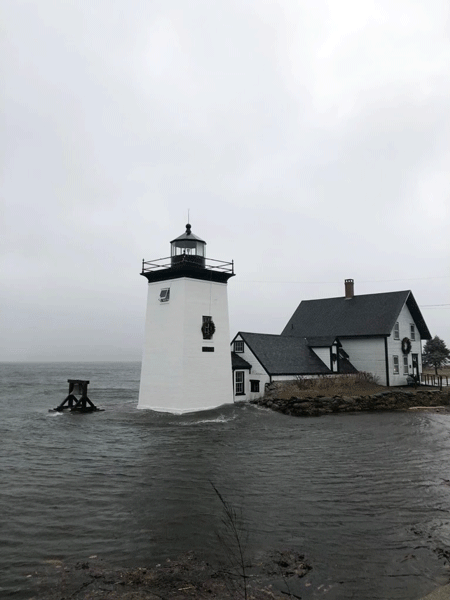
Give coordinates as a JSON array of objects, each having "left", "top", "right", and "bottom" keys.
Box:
[
  {"left": 338, "top": 354, "right": 359, "bottom": 374},
  {"left": 231, "top": 352, "right": 252, "bottom": 370},
  {"left": 305, "top": 336, "right": 337, "bottom": 347},
  {"left": 282, "top": 290, "right": 431, "bottom": 339},
  {"left": 238, "top": 332, "right": 332, "bottom": 376},
  {"left": 170, "top": 224, "right": 206, "bottom": 244}
]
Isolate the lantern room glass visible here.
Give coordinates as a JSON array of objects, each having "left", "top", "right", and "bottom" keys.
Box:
[{"left": 171, "top": 240, "right": 205, "bottom": 257}]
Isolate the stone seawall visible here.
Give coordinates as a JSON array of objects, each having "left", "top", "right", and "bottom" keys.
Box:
[{"left": 251, "top": 389, "right": 450, "bottom": 417}]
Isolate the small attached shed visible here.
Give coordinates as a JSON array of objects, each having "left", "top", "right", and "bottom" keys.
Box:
[{"left": 230, "top": 332, "right": 334, "bottom": 402}]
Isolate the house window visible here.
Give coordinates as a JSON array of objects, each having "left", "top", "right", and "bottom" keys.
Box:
[
  {"left": 235, "top": 371, "right": 244, "bottom": 395},
  {"left": 250, "top": 380, "right": 260, "bottom": 393},
  {"left": 394, "top": 322, "right": 399, "bottom": 339},
  {"left": 202, "top": 347, "right": 214, "bottom": 352},
  {"left": 393, "top": 355, "right": 399, "bottom": 374},
  {"left": 202, "top": 316, "right": 215, "bottom": 339},
  {"left": 410, "top": 324, "right": 415, "bottom": 341},
  {"left": 234, "top": 340, "right": 244, "bottom": 353},
  {"left": 403, "top": 355, "right": 409, "bottom": 375},
  {"left": 159, "top": 288, "right": 170, "bottom": 302}
]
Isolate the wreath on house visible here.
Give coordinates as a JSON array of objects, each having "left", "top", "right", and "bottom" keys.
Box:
[{"left": 401, "top": 337, "right": 411, "bottom": 355}]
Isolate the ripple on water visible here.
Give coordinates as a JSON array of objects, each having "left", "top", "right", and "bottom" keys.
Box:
[{"left": 1, "top": 363, "right": 450, "bottom": 600}]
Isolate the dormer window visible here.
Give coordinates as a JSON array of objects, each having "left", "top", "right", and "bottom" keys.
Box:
[
  {"left": 159, "top": 288, "right": 170, "bottom": 303},
  {"left": 394, "top": 322, "right": 399, "bottom": 340},
  {"left": 410, "top": 324, "right": 415, "bottom": 341},
  {"left": 234, "top": 340, "right": 244, "bottom": 353}
]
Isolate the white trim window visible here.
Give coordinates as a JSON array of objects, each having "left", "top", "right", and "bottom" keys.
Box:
[
  {"left": 410, "top": 324, "right": 415, "bottom": 341},
  {"left": 393, "top": 355, "right": 399, "bottom": 374},
  {"left": 250, "top": 380, "right": 260, "bottom": 393},
  {"left": 394, "top": 322, "right": 400, "bottom": 340},
  {"left": 159, "top": 288, "right": 170, "bottom": 302},
  {"left": 235, "top": 371, "right": 244, "bottom": 395},
  {"left": 234, "top": 340, "right": 244, "bottom": 353},
  {"left": 403, "top": 355, "right": 409, "bottom": 375}
]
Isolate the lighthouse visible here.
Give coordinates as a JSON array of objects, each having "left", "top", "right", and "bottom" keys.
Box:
[{"left": 138, "top": 224, "right": 235, "bottom": 413}]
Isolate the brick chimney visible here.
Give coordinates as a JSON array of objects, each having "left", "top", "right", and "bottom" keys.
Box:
[{"left": 345, "top": 278, "right": 354, "bottom": 299}]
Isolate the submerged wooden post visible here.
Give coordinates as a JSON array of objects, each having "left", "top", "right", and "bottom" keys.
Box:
[{"left": 52, "top": 380, "right": 103, "bottom": 412}]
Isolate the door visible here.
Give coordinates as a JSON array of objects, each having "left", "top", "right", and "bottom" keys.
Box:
[{"left": 412, "top": 354, "right": 419, "bottom": 380}]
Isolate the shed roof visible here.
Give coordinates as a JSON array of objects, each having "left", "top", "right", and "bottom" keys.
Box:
[
  {"left": 282, "top": 290, "right": 431, "bottom": 340},
  {"left": 305, "top": 336, "right": 338, "bottom": 347},
  {"left": 231, "top": 352, "right": 252, "bottom": 370},
  {"left": 237, "top": 332, "right": 332, "bottom": 376}
]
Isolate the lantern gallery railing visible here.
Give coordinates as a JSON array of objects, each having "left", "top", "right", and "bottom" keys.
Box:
[{"left": 141, "top": 255, "right": 234, "bottom": 275}]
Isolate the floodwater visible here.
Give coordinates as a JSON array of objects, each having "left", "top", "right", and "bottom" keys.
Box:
[{"left": 2, "top": 362, "right": 450, "bottom": 599}]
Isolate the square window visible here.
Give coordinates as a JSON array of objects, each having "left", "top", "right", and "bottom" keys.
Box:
[
  {"left": 235, "top": 371, "right": 244, "bottom": 395},
  {"left": 394, "top": 322, "right": 399, "bottom": 340},
  {"left": 234, "top": 340, "right": 244, "bottom": 353},
  {"left": 159, "top": 288, "right": 170, "bottom": 302},
  {"left": 393, "top": 355, "right": 399, "bottom": 374},
  {"left": 410, "top": 324, "right": 415, "bottom": 341},
  {"left": 250, "top": 380, "right": 260, "bottom": 393}
]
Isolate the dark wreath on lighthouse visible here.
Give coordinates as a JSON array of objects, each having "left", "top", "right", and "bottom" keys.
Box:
[{"left": 202, "top": 317, "right": 216, "bottom": 339}]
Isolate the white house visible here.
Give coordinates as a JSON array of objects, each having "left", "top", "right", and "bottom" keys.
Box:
[
  {"left": 230, "top": 332, "right": 358, "bottom": 402},
  {"left": 230, "top": 279, "right": 431, "bottom": 401},
  {"left": 282, "top": 279, "right": 431, "bottom": 387}
]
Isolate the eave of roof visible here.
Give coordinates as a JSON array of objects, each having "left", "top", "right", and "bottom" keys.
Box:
[{"left": 405, "top": 292, "right": 432, "bottom": 339}]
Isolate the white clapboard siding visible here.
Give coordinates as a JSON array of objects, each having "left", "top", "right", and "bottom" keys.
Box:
[
  {"left": 311, "top": 347, "right": 331, "bottom": 369},
  {"left": 232, "top": 335, "right": 269, "bottom": 401},
  {"left": 139, "top": 277, "right": 234, "bottom": 413},
  {"left": 387, "top": 301, "right": 423, "bottom": 385},
  {"left": 340, "top": 337, "right": 387, "bottom": 385}
]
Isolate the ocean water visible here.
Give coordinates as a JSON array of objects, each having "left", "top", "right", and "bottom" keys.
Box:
[{"left": 2, "top": 361, "right": 450, "bottom": 599}]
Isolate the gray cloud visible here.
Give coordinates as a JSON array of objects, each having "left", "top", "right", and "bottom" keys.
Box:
[{"left": 2, "top": 0, "right": 449, "bottom": 361}]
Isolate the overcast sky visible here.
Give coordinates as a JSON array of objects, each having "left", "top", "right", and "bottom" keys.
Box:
[{"left": 2, "top": 0, "right": 449, "bottom": 362}]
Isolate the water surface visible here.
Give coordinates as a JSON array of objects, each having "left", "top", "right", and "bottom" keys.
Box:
[{"left": 2, "top": 362, "right": 450, "bottom": 599}]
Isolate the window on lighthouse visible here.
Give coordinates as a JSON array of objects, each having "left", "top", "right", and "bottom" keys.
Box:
[
  {"left": 159, "top": 288, "right": 170, "bottom": 302},
  {"left": 172, "top": 241, "right": 204, "bottom": 256}
]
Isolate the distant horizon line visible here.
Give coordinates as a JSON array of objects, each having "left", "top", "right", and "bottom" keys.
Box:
[{"left": 0, "top": 359, "right": 142, "bottom": 363}]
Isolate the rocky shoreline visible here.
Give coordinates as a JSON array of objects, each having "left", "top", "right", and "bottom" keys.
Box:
[
  {"left": 251, "top": 388, "right": 450, "bottom": 417},
  {"left": 30, "top": 550, "right": 312, "bottom": 599}
]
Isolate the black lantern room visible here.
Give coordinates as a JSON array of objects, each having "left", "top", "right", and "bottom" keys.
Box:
[
  {"left": 141, "top": 223, "right": 234, "bottom": 284},
  {"left": 170, "top": 223, "right": 206, "bottom": 268}
]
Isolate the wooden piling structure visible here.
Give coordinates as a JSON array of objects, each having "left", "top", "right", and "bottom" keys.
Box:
[{"left": 53, "top": 380, "right": 103, "bottom": 412}]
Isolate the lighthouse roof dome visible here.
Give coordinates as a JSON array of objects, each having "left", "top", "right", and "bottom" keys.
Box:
[{"left": 170, "top": 224, "right": 206, "bottom": 245}]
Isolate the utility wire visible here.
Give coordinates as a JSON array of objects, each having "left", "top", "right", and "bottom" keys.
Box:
[{"left": 239, "top": 275, "right": 450, "bottom": 284}]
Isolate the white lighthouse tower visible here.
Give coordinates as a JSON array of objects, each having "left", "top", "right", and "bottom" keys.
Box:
[{"left": 138, "top": 224, "right": 235, "bottom": 413}]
